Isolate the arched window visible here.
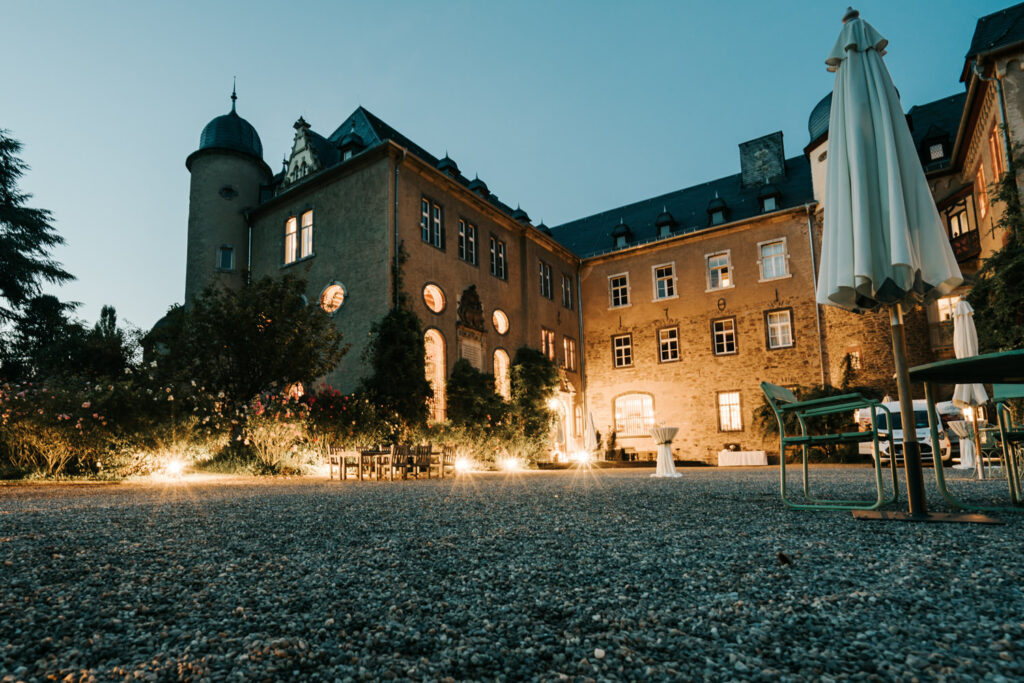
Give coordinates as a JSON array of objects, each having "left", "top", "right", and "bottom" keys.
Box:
[
  {"left": 423, "top": 284, "right": 445, "bottom": 313},
  {"left": 492, "top": 309, "right": 509, "bottom": 335},
  {"left": 493, "top": 349, "right": 511, "bottom": 400},
  {"left": 320, "top": 283, "right": 346, "bottom": 313},
  {"left": 614, "top": 393, "right": 655, "bottom": 436},
  {"left": 424, "top": 329, "right": 446, "bottom": 421}
]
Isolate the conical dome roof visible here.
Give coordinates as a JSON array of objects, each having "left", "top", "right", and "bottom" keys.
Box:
[{"left": 195, "top": 90, "right": 263, "bottom": 162}]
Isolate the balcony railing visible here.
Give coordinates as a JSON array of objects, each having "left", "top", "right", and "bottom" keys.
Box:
[{"left": 950, "top": 230, "right": 981, "bottom": 262}]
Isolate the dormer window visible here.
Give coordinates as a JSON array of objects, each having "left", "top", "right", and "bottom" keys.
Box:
[
  {"left": 710, "top": 210, "right": 725, "bottom": 225},
  {"left": 758, "top": 184, "right": 780, "bottom": 213},
  {"left": 655, "top": 207, "right": 676, "bottom": 238},
  {"left": 929, "top": 143, "right": 945, "bottom": 161},
  {"left": 707, "top": 195, "right": 727, "bottom": 226},
  {"left": 611, "top": 219, "right": 632, "bottom": 249},
  {"left": 343, "top": 150, "right": 353, "bottom": 161},
  {"left": 761, "top": 196, "right": 776, "bottom": 212}
]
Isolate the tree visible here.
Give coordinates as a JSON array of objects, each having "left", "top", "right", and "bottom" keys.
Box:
[
  {"left": 80, "top": 305, "right": 135, "bottom": 378},
  {"left": 181, "top": 275, "right": 347, "bottom": 405},
  {"left": 359, "top": 307, "right": 431, "bottom": 429},
  {"left": 967, "top": 150, "right": 1024, "bottom": 351},
  {"left": 446, "top": 358, "right": 505, "bottom": 429},
  {"left": 0, "top": 130, "right": 73, "bottom": 322},
  {"left": 508, "top": 347, "right": 559, "bottom": 453},
  {"left": 2, "top": 294, "right": 84, "bottom": 381}
]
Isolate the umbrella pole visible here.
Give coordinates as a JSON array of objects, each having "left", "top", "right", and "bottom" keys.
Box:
[
  {"left": 971, "top": 408, "right": 985, "bottom": 481},
  {"left": 891, "top": 304, "right": 928, "bottom": 515}
]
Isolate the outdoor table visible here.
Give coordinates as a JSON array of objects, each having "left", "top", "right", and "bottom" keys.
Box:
[
  {"left": 717, "top": 450, "right": 768, "bottom": 467},
  {"left": 907, "top": 349, "right": 1024, "bottom": 514}
]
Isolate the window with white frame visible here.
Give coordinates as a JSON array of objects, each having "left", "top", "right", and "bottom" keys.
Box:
[
  {"left": 541, "top": 328, "right": 555, "bottom": 361},
  {"left": 421, "top": 197, "right": 443, "bottom": 248},
  {"left": 717, "top": 391, "right": 742, "bottom": 431},
  {"left": 609, "top": 273, "right": 630, "bottom": 308},
  {"left": 539, "top": 260, "right": 553, "bottom": 299},
  {"left": 612, "top": 334, "right": 633, "bottom": 367},
  {"left": 614, "top": 393, "right": 655, "bottom": 436},
  {"left": 706, "top": 252, "right": 732, "bottom": 290},
  {"left": 712, "top": 318, "right": 737, "bottom": 355},
  {"left": 457, "top": 219, "right": 477, "bottom": 265},
  {"left": 563, "top": 336, "right": 577, "bottom": 371},
  {"left": 284, "top": 216, "right": 298, "bottom": 264},
  {"left": 929, "top": 143, "right": 945, "bottom": 161},
  {"left": 217, "top": 245, "right": 234, "bottom": 271},
  {"left": 936, "top": 295, "right": 961, "bottom": 322},
  {"left": 489, "top": 235, "right": 507, "bottom": 280},
  {"left": 652, "top": 263, "right": 676, "bottom": 300},
  {"left": 561, "top": 274, "right": 574, "bottom": 310},
  {"left": 658, "top": 327, "right": 679, "bottom": 362},
  {"left": 300, "top": 210, "right": 313, "bottom": 258},
  {"left": 761, "top": 196, "right": 777, "bottom": 213},
  {"left": 758, "top": 239, "right": 789, "bottom": 280},
  {"left": 765, "top": 308, "right": 794, "bottom": 349}
]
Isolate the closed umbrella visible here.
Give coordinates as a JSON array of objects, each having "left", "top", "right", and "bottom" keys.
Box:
[
  {"left": 584, "top": 411, "right": 599, "bottom": 453},
  {"left": 817, "top": 8, "right": 963, "bottom": 516},
  {"left": 951, "top": 300, "right": 989, "bottom": 479}
]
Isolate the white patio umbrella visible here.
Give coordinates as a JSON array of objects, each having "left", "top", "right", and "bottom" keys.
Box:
[
  {"left": 951, "top": 300, "right": 989, "bottom": 479},
  {"left": 817, "top": 8, "right": 963, "bottom": 515}
]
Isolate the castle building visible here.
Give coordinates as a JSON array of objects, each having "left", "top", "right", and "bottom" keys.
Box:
[{"left": 183, "top": 4, "right": 1024, "bottom": 463}]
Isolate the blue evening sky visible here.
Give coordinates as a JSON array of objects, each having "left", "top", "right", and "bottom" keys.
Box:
[{"left": 1, "top": 1, "right": 1009, "bottom": 330}]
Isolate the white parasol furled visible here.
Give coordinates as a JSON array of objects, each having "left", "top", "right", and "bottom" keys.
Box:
[{"left": 951, "top": 299, "right": 989, "bottom": 479}]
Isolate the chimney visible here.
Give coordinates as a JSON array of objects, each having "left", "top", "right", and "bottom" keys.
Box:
[{"left": 738, "top": 131, "right": 786, "bottom": 188}]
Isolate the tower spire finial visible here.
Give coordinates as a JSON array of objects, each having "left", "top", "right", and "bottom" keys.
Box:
[{"left": 231, "top": 77, "right": 237, "bottom": 112}]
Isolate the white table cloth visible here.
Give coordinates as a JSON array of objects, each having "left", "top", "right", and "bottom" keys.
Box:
[{"left": 718, "top": 450, "right": 768, "bottom": 467}]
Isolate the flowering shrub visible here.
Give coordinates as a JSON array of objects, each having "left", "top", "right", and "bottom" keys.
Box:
[
  {"left": 305, "top": 386, "right": 400, "bottom": 449},
  {"left": 241, "top": 394, "right": 314, "bottom": 473}
]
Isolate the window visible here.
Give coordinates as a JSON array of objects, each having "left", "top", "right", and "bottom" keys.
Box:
[
  {"left": 539, "top": 260, "right": 553, "bottom": 299},
  {"left": 614, "top": 393, "right": 655, "bottom": 436},
  {"left": 758, "top": 239, "right": 789, "bottom": 281},
  {"left": 710, "top": 210, "right": 725, "bottom": 226},
  {"left": 541, "top": 328, "right": 555, "bottom": 361},
  {"left": 320, "top": 283, "right": 346, "bottom": 313},
  {"left": 493, "top": 349, "right": 511, "bottom": 399},
  {"left": 420, "top": 197, "right": 443, "bottom": 248},
  {"left": 929, "top": 143, "right": 945, "bottom": 161},
  {"left": 718, "top": 391, "right": 742, "bottom": 431},
  {"left": 946, "top": 201, "right": 971, "bottom": 238},
  {"left": 765, "top": 309, "right": 794, "bottom": 349},
  {"left": 706, "top": 252, "right": 732, "bottom": 290},
  {"left": 563, "top": 337, "right": 577, "bottom": 371},
  {"left": 976, "top": 164, "right": 989, "bottom": 219},
  {"left": 936, "top": 295, "right": 961, "bottom": 322},
  {"left": 612, "top": 334, "right": 633, "bottom": 368},
  {"left": 217, "top": 245, "right": 234, "bottom": 271},
  {"left": 652, "top": 263, "right": 676, "bottom": 300},
  {"left": 561, "top": 274, "right": 574, "bottom": 310},
  {"left": 609, "top": 273, "right": 630, "bottom": 308},
  {"left": 458, "top": 219, "right": 477, "bottom": 265},
  {"left": 423, "top": 284, "right": 445, "bottom": 313},
  {"left": 574, "top": 405, "right": 583, "bottom": 437},
  {"left": 489, "top": 236, "right": 507, "bottom": 280},
  {"left": 492, "top": 309, "right": 509, "bottom": 334},
  {"left": 300, "top": 210, "right": 313, "bottom": 258},
  {"left": 989, "top": 127, "right": 1006, "bottom": 178},
  {"left": 658, "top": 327, "right": 679, "bottom": 362},
  {"left": 284, "top": 216, "right": 298, "bottom": 264},
  {"left": 712, "top": 318, "right": 737, "bottom": 355},
  {"left": 424, "top": 329, "right": 446, "bottom": 421},
  {"left": 460, "top": 338, "right": 482, "bottom": 370},
  {"left": 846, "top": 347, "right": 863, "bottom": 370},
  {"left": 761, "top": 196, "right": 777, "bottom": 213}
]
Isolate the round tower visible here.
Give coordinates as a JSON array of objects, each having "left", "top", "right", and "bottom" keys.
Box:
[{"left": 184, "top": 88, "right": 271, "bottom": 303}]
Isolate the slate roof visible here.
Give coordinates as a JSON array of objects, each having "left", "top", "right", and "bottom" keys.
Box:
[
  {"left": 549, "top": 156, "right": 814, "bottom": 259},
  {"left": 197, "top": 109, "right": 263, "bottom": 160},
  {"left": 261, "top": 107, "right": 532, "bottom": 226},
  {"left": 906, "top": 93, "right": 966, "bottom": 173},
  {"left": 965, "top": 2, "right": 1024, "bottom": 64}
]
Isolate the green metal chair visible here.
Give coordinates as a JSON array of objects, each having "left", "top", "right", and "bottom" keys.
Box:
[
  {"left": 993, "top": 383, "right": 1024, "bottom": 506},
  {"left": 760, "top": 382, "right": 898, "bottom": 511}
]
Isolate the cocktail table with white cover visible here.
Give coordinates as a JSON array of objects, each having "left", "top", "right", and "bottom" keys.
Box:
[
  {"left": 718, "top": 450, "right": 768, "bottom": 467},
  {"left": 650, "top": 427, "right": 681, "bottom": 478}
]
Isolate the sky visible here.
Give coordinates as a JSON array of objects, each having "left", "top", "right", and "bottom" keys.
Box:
[{"left": 1, "top": 0, "right": 1012, "bottom": 331}]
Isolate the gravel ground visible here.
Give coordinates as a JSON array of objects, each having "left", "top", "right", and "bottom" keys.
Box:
[{"left": 1, "top": 467, "right": 1021, "bottom": 682}]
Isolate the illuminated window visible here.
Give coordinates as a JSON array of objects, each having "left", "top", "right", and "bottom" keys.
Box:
[
  {"left": 458, "top": 219, "right": 477, "bottom": 265},
  {"left": 425, "top": 329, "right": 446, "bottom": 421},
  {"left": 989, "top": 127, "right": 1006, "bottom": 178},
  {"left": 929, "top": 143, "right": 945, "bottom": 161},
  {"left": 653, "top": 263, "right": 676, "bottom": 300},
  {"left": 320, "top": 283, "right": 346, "bottom": 313},
  {"left": 561, "top": 274, "right": 574, "bottom": 310},
  {"left": 300, "top": 210, "right": 313, "bottom": 258},
  {"left": 765, "top": 309, "right": 794, "bottom": 349},
  {"left": 421, "top": 197, "right": 443, "bottom": 248},
  {"left": 712, "top": 318, "right": 737, "bottom": 355},
  {"left": 541, "top": 328, "right": 555, "bottom": 361},
  {"left": 612, "top": 334, "right": 632, "bottom": 368},
  {"left": 217, "top": 245, "right": 234, "bottom": 271},
  {"left": 658, "top": 327, "right": 679, "bottom": 362},
  {"left": 563, "top": 337, "right": 577, "bottom": 371},
  {"left": 976, "top": 164, "right": 989, "bottom": 219},
  {"left": 758, "top": 239, "right": 788, "bottom": 280},
  {"left": 609, "top": 273, "right": 630, "bottom": 308},
  {"left": 423, "top": 284, "right": 445, "bottom": 313},
  {"left": 707, "top": 251, "right": 732, "bottom": 290},
  {"left": 718, "top": 391, "right": 742, "bottom": 431},
  {"left": 614, "top": 393, "right": 654, "bottom": 436},
  {"left": 492, "top": 309, "right": 509, "bottom": 334},
  {"left": 284, "top": 216, "right": 298, "bottom": 264},
  {"left": 493, "top": 349, "right": 511, "bottom": 399},
  {"left": 574, "top": 404, "right": 583, "bottom": 436},
  {"left": 489, "top": 235, "right": 507, "bottom": 280},
  {"left": 936, "top": 295, "right": 961, "bottom": 322}
]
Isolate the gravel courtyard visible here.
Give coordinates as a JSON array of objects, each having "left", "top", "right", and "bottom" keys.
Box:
[{"left": 1, "top": 468, "right": 1021, "bottom": 682}]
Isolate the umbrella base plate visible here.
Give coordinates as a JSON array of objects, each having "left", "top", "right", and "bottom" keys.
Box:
[{"left": 852, "top": 510, "right": 1002, "bottom": 524}]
